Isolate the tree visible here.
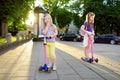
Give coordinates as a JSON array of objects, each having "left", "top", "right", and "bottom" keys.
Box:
[
  {"left": 82, "top": 0, "right": 120, "bottom": 35},
  {"left": 43, "top": 0, "right": 120, "bottom": 35},
  {"left": 67, "top": 0, "right": 84, "bottom": 28},
  {"left": 54, "top": 8, "right": 73, "bottom": 28},
  {"left": 71, "top": 0, "right": 120, "bottom": 35},
  {"left": 43, "top": 0, "right": 73, "bottom": 28},
  {"left": 0, "top": 0, "right": 34, "bottom": 36}
]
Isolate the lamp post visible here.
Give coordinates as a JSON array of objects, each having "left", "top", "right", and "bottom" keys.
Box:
[{"left": 34, "top": 5, "right": 46, "bottom": 39}]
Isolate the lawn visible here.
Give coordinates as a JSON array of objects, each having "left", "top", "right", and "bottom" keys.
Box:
[{"left": 0, "top": 36, "right": 17, "bottom": 45}]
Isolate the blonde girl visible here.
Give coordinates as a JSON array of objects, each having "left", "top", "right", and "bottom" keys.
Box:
[
  {"left": 43, "top": 13, "right": 58, "bottom": 70},
  {"left": 82, "top": 12, "right": 95, "bottom": 60}
]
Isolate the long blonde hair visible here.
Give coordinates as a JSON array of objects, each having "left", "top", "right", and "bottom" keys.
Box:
[
  {"left": 43, "top": 13, "right": 56, "bottom": 31},
  {"left": 85, "top": 12, "right": 95, "bottom": 24},
  {"left": 85, "top": 12, "right": 95, "bottom": 29},
  {"left": 44, "top": 13, "right": 54, "bottom": 26}
]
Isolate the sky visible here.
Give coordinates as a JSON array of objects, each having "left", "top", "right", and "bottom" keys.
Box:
[
  {"left": 35, "top": 0, "right": 43, "bottom": 7},
  {"left": 26, "top": 0, "right": 43, "bottom": 25}
]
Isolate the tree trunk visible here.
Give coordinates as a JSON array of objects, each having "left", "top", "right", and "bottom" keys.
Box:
[
  {"left": 0, "top": 20, "right": 8, "bottom": 37},
  {"left": 0, "top": 20, "right": 2, "bottom": 36}
]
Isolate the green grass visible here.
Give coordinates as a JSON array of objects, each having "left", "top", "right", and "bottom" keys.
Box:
[
  {"left": 11, "top": 36, "right": 17, "bottom": 42},
  {"left": 0, "top": 37, "right": 7, "bottom": 45},
  {"left": 0, "top": 36, "right": 17, "bottom": 45}
]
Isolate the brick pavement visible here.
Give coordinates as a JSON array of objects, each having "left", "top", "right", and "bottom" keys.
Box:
[{"left": 0, "top": 40, "right": 120, "bottom": 80}]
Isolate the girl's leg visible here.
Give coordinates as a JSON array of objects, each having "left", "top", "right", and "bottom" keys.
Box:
[
  {"left": 84, "top": 38, "right": 90, "bottom": 58},
  {"left": 50, "top": 42, "right": 56, "bottom": 70},
  {"left": 84, "top": 46, "right": 88, "bottom": 57},
  {"left": 52, "top": 58, "right": 56, "bottom": 67},
  {"left": 90, "top": 40, "right": 94, "bottom": 58},
  {"left": 46, "top": 42, "right": 52, "bottom": 67},
  {"left": 50, "top": 43, "right": 56, "bottom": 65}
]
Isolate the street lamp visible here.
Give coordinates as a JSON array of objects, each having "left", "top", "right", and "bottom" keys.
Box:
[{"left": 34, "top": 5, "right": 46, "bottom": 40}]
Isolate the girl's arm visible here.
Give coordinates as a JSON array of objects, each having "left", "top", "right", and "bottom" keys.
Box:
[
  {"left": 54, "top": 27, "right": 58, "bottom": 37},
  {"left": 52, "top": 26, "right": 58, "bottom": 38},
  {"left": 91, "top": 27, "right": 95, "bottom": 36},
  {"left": 84, "top": 27, "right": 95, "bottom": 36},
  {"left": 92, "top": 30, "right": 95, "bottom": 36}
]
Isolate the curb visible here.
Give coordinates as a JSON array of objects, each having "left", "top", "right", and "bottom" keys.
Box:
[{"left": 0, "top": 39, "right": 31, "bottom": 53}]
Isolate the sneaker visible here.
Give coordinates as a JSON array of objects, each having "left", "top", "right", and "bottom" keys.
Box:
[
  {"left": 52, "top": 65, "right": 57, "bottom": 71},
  {"left": 81, "top": 57, "right": 90, "bottom": 61},
  {"left": 85, "top": 57, "right": 90, "bottom": 61}
]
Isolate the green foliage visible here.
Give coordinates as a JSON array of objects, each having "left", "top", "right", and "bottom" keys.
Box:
[
  {"left": 0, "top": 36, "right": 17, "bottom": 45},
  {"left": 43, "top": 0, "right": 72, "bottom": 28},
  {"left": 43, "top": 0, "right": 120, "bottom": 35},
  {"left": 73, "top": 14, "right": 83, "bottom": 28},
  {"left": 0, "top": 36, "right": 7, "bottom": 44},
  {"left": 55, "top": 8, "right": 73, "bottom": 28},
  {"left": 73, "top": 0, "right": 120, "bottom": 35},
  {"left": 0, "top": 0, "right": 34, "bottom": 34},
  {"left": 43, "top": 0, "right": 70, "bottom": 13}
]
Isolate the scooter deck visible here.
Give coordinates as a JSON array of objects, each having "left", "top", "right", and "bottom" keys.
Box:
[
  {"left": 81, "top": 57, "right": 91, "bottom": 62},
  {"left": 38, "top": 64, "right": 52, "bottom": 73},
  {"left": 81, "top": 57, "right": 99, "bottom": 63}
]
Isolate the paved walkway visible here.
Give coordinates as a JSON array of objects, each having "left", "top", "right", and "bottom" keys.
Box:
[{"left": 0, "top": 40, "right": 120, "bottom": 80}]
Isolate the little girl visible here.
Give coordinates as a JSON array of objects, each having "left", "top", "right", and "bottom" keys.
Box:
[
  {"left": 43, "top": 13, "right": 58, "bottom": 70},
  {"left": 82, "top": 12, "right": 95, "bottom": 61}
]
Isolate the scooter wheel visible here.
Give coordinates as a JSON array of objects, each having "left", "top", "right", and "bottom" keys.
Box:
[
  {"left": 48, "top": 68, "right": 52, "bottom": 73},
  {"left": 38, "top": 66, "right": 43, "bottom": 72},
  {"left": 95, "top": 58, "right": 98, "bottom": 63}
]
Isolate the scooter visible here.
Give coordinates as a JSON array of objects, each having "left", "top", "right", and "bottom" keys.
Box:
[
  {"left": 81, "top": 39, "right": 98, "bottom": 63},
  {"left": 38, "top": 36, "right": 51, "bottom": 73},
  {"left": 89, "top": 41, "right": 98, "bottom": 63},
  {"left": 81, "top": 57, "right": 98, "bottom": 63}
]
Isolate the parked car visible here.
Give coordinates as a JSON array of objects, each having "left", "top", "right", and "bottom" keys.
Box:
[
  {"left": 60, "top": 33, "right": 83, "bottom": 42},
  {"left": 94, "top": 34, "right": 120, "bottom": 44}
]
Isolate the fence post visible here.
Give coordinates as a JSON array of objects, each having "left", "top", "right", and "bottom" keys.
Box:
[
  {"left": 6, "top": 33, "right": 11, "bottom": 43},
  {"left": 16, "top": 33, "right": 19, "bottom": 41}
]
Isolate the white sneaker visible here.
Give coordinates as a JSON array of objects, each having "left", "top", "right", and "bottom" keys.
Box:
[{"left": 52, "top": 65, "right": 57, "bottom": 71}]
